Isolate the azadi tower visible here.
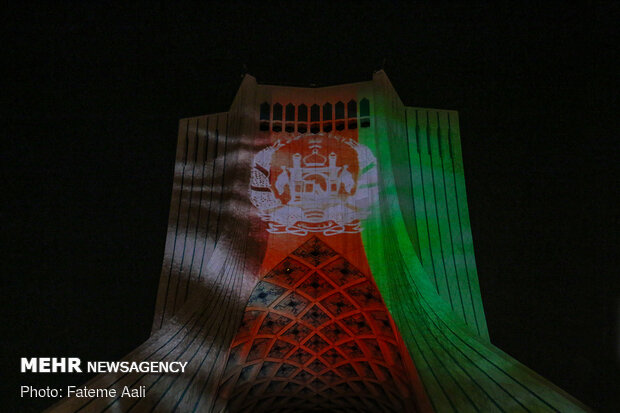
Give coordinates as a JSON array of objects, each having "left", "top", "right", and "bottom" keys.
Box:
[{"left": 50, "top": 72, "right": 589, "bottom": 412}]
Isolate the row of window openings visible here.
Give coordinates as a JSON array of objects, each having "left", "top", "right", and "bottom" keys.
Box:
[{"left": 259, "top": 99, "right": 371, "bottom": 132}]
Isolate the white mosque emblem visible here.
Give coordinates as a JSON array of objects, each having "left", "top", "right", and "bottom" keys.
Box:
[
  {"left": 274, "top": 150, "right": 355, "bottom": 202},
  {"left": 249, "top": 134, "right": 378, "bottom": 236}
]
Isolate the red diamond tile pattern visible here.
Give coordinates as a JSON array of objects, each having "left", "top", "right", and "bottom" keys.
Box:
[{"left": 216, "top": 236, "right": 417, "bottom": 412}]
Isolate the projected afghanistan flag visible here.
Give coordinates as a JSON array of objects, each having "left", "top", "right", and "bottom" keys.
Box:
[{"left": 50, "top": 72, "right": 588, "bottom": 412}]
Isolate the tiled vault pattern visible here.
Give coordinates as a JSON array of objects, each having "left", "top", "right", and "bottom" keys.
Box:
[{"left": 216, "top": 237, "right": 419, "bottom": 412}]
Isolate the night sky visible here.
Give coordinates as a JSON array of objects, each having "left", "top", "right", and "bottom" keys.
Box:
[{"left": 3, "top": 3, "right": 618, "bottom": 411}]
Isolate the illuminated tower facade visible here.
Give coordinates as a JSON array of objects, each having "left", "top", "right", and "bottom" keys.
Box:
[{"left": 50, "top": 72, "right": 587, "bottom": 412}]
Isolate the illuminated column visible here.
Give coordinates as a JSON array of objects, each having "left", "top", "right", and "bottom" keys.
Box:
[{"left": 49, "top": 73, "right": 588, "bottom": 413}]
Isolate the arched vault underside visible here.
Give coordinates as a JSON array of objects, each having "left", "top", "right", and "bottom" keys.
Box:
[{"left": 49, "top": 72, "right": 589, "bottom": 413}]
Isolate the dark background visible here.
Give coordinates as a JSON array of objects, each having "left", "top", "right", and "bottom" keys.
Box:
[{"left": 3, "top": 2, "right": 618, "bottom": 411}]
